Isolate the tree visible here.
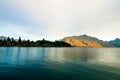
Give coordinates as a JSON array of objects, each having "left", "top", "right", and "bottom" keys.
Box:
[
  {"left": 0, "top": 40, "right": 2, "bottom": 46},
  {"left": 11, "top": 38, "right": 16, "bottom": 46},
  {"left": 18, "top": 37, "right": 22, "bottom": 46},
  {"left": 6, "top": 37, "right": 11, "bottom": 46},
  {"left": 0, "top": 36, "right": 71, "bottom": 47}
]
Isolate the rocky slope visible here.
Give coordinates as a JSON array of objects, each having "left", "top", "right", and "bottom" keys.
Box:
[{"left": 61, "top": 35, "right": 113, "bottom": 47}]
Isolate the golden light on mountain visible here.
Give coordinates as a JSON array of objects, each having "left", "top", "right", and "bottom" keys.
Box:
[
  {"left": 65, "top": 38, "right": 102, "bottom": 47},
  {"left": 61, "top": 35, "right": 113, "bottom": 48}
]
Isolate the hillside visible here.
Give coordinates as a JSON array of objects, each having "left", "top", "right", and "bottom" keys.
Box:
[
  {"left": 0, "top": 36, "right": 7, "bottom": 40},
  {"left": 61, "top": 35, "right": 113, "bottom": 47},
  {"left": 108, "top": 38, "right": 120, "bottom": 47}
]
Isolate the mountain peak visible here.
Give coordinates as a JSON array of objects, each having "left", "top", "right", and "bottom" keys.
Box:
[
  {"left": 80, "top": 34, "right": 88, "bottom": 36},
  {"left": 115, "top": 38, "right": 120, "bottom": 40},
  {"left": 108, "top": 38, "right": 120, "bottom": 47},
  {"left": 61, "top": 35, "right": 113, "bottom": 47}
]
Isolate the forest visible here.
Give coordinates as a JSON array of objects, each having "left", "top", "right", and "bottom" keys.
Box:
[{"left": 0, "top": 37, "right": 71, "bottom": 47}]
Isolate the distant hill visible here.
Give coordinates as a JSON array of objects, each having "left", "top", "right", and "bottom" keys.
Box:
[
  {"left": 0, "top": 36, "right": 7, "bottom": 40},
  {"left": 108, "top": 38, "right": 120, "bottom": 47},
  {"left": 61, "top": 35, "right": 113, "bottom": 47}
]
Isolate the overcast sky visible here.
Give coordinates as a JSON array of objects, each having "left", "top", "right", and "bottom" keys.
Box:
[{"left": 0, "top": 0, "right": 120, "bottom": 41}]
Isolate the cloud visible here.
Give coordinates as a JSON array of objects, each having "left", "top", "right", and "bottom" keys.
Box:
[{"left": 0, "top": 0, "right": 120, "bottom": 40}]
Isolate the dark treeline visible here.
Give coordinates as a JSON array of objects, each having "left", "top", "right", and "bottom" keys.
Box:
[{"left": 0, "top": 37, "right": 71, "bottom": 47}]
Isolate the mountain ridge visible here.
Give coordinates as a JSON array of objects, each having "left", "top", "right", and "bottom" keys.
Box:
[
  {"left": 0, "top": 35, "right": 120, "bottom": 47},
  {"left": 0, "top": 36, "right": 7, "bottom": 40},
  {"left": 108, "top": 38, "right": 120, "bottom": 47},
  {"left": 61, "top": 35, "right": 114, "bottom": 47}
]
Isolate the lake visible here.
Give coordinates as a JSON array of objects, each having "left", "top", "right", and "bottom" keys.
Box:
[{"left": 0, "top": 47, "right": 120, "bottom": 80}]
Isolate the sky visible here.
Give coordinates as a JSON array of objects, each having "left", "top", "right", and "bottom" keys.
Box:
[{"left": 0, "top": 0, "right": 120, "bottom": 41}]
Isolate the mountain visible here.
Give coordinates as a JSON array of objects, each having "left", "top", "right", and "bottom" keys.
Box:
[
  {"left": 61, "top": 35, "right": 113, "bottom": 47},
  {"left": 0, "top": 36, "right": 7, "bottom": 40},
  {"left": 108, "top": 38, "right": 120, "bottom": 47}
]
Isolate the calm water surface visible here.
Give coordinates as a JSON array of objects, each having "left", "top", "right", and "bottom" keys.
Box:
[{"left": 0, "top": 47, "right": 120, "bottom": 80}]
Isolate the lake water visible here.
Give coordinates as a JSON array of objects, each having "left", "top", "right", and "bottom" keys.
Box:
[{"left": 0, "top": 47, "right": 120, "bottom": 80}]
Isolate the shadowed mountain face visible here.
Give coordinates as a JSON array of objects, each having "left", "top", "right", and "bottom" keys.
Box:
[
  {"left": 61, "top": 35, "right": 113, "bottom": 48},
  {"left": 108, "top": 38, "right": 120, "bottom": 47},
  {"left": 0, "top": 36, "right": 7, "bottom": 40}
]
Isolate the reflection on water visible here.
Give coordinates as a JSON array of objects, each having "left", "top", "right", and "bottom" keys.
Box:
[{"left": 0, "top": 47, "right": 120, "bottom": 80}]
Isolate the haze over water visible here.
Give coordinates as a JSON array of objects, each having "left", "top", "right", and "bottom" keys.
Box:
[{"left": 0, "top": 47, "right": 120, "bottom": 80}]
